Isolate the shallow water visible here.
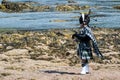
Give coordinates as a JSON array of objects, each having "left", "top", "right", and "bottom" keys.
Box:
[{"left": 0, "top": 0, "right": 120, "bottom": 30}]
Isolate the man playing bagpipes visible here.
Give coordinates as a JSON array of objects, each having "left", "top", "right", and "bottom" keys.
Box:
[{"left": 72, "top": 10, "right": 103, "bottom": 75}]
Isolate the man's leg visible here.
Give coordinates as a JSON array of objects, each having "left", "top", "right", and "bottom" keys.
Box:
[{"left": 81, "top": 59, "right": 89, "bottom": 74}]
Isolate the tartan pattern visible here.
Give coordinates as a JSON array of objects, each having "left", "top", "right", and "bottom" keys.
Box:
[
  {"left": 77, "top": 44, "right": 92, "bottom": 60},
  {"left": 81, "top": 26, "right": 103, "bottom": 57},
  {"left": 82, "top": 50, "right": 90, "bottom": 60},
  {"left": 75, "top": 26, "right": 103, "bottom": 59}
]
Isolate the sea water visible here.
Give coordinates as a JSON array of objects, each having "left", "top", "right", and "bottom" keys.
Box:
[{"left": 0, "top": 0, "right": 120, "bottom": 30}]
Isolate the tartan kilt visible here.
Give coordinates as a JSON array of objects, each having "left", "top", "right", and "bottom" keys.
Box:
[{"left": 77, "top": 44, "right": 93, "bottom": 60}]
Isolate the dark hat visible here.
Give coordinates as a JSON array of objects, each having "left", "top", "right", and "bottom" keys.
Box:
[{"left": 79, "top": 14, "right": 90, "bottom": 24}]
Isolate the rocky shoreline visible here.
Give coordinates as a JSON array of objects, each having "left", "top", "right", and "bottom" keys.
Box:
[
  {"left": 0, "top": 27, "right": 120, "bottom": 80},
  {"left": 0, "top": 0, "right": 90, "bottom": 12},
  {"left": 0, "top": 0, "right": 120, "bottom": 13},
  {"left": 0, "top": 27, "right": 120, "bottom": 63}
]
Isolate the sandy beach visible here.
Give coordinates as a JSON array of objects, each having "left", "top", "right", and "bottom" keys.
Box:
[{"left": 0, "top": 27, "right": 120, "bottom": 80}]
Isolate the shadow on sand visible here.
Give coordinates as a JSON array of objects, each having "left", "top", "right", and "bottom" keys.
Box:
[{"left": 40, "top": 70, "right": 80, "bottom": 75}]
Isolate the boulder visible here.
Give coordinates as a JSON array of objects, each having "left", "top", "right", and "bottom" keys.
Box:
[
  {"left": 6, "top": 46, "right": 14, "bottom": 50},
  {"left": 1, "top": 0, "right": 35, "bottom": 12}
]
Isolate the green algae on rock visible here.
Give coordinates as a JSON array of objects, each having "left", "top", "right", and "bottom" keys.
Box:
[
  {"left": 0, "top": 28, "right": 120, "bottom": 65},
  {"left": 56, "top": 4, "right": 90, "bottom": 11},
  {"left": 0, "top": 0, "right": 90, "bottom": 12}
]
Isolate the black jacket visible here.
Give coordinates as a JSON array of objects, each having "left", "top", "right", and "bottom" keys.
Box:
[{"left": 72, "top": 26, "right": 103, "bottom": 58}]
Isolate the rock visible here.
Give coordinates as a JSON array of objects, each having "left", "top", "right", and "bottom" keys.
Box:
[
  {"left": 81, "top": 5, "right": 90, "bottom": 9},
  {"left": 34, "top": 43, "right": 49, "bottom": 51},
  {"left": 1, "top": 0, "right": 38, "bottom": 12},
  {"left": 0, "top": 54, "right": 9, "bottom": 61},
  {"left": 1, "top": 0, "right": 8, "bottom": 4},
  {"left": 25, "top": 46, "right": 33, "bottom": 52},
  {"left": 66, "top": 50, "right": 76, "bottom": 55},
  {"left": 4, "top": 49, "right": 29, "bottom": 56},
  {"left": 0, "top": 4, "right": 7, "bottom": 10},
  {"left": 1, "top": 0, "right": 90, "bottom": 12},
  {"left": 32, "top": 5, "right": 50, "bottom": 12},
  {"left": 108, "top": 45, "right": 114, "bottom": 50},
  {"left": 50, "top": 19, "right": 68, "bottom": 23},
  {"left": 56, "top": 4, "right": 90, "bottom": 11},
  {"left": 56, "top": 4, "right": 81, "bottom": 11},
  {"left": 55, "top": 31, "right": 65, "bottom": 36},
  {"left": 67, "top": 0, "right": 76, "bottom": 3},
  {"left": 113, "top": 5, "right": 120, "bottom": 9},
  {"left": 35, "top": 55, "right": 54, "bottom": 61},
  {"left": 0, "top": 44, "right": 4, "bottom": 49},
  {"left": 6, "top": 46, "right": 14, "bottom": 50},
  {"left": 4, "top": 49, "right": 30, "bottom": 59},
  {"left": 1, "top": 0, "right": 25, "bottom": 12}
]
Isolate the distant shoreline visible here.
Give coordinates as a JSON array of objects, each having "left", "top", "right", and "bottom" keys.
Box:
[{"left": 0, "top": 27, "right": 120, "bottom": 32}]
